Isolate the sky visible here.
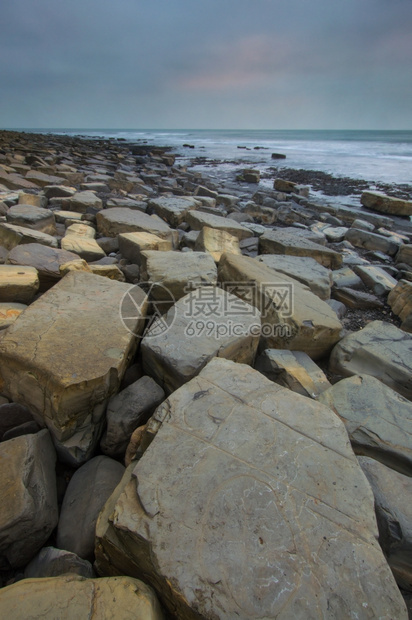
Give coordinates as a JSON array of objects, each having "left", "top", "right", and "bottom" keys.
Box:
[{"left": 1, "top": 0, "right": 412, "bottom": 130}]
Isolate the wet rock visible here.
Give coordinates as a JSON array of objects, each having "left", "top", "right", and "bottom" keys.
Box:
[
  {"left": 186, "top": 209, "right": 251, "bottom": 240},
  {"left": 100, "top": 376, "right": 165, "bottom": 458},
  {"left": 0, "top": 265, "right": 39, "bottom": 303},
  {"left": 0, "top": 271, "right": 148, "bottom": 465},
  {"left": 24, "top": 546, "right": 95, "bottom": 579},
  {"left": 361, "top": 190, "right": 412, "bottom": 217},
  {"left": 95, "top": 358, "right": 406, "bottom": 620},
  {"left": 329, "top": 320, "right": 412, "bottom": 400},
  {"left": 239, "top": 168, "right": 260, "bottom": 183},
  {"left": 194, "top": 226, "right": 241, "bottom": 261},
  {"left": 258, "top": 255, "right": 332, "bottom": 300},
  {"left": 388, "top": 280, "right": 412, "bottom": 332},
  {"left": 319, "top": 375, "right": 412, "bottom": 475},
  {"left": 0, "top": 430, "right": 58, "bottom": 569}
]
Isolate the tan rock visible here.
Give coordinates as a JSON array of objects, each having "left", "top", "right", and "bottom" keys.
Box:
[
  {"left": 218, "top": 253, "right": 342, "bottom": 359},
  {"left": 95, "top": 358, "right": 406, "bottom": 620},
  {"left": 361, "top": 190, "right": 412, "bottom": 216},
  {"left": 397, "top": 244, "right": 412, "bottom": 268},
  {"left": 59, "top": 260, "right": 91, "bottom": 276},
  {"left": 194, "top": 226, "right": 241, "bottom": 261},
  {"left": 96, "top": 207, "right": 178, "bottom": 244},
  {"left": 0, "top": 302, "right": 27, "bottom": 330},
  {"left": 148, "top": 196, "right": 198, "bottom": 227},
  {"left": 0, "top": 575, "right": 164, "bottom": 620},
  {"left": 0, "top": 222, "right": 58, "bottom": 250},
  {"left": 0, "top": 265, "right": 39, "bottom": 303},
  {"left": 118, "top": 231, "right": 173, "bottom": 264},
  {"left": 17, "top": 192, "right": 47, "bottom": 208},
  {"left": 64, "top": 223, "right": 96, "bottom": 239},
  {"left": 25, "top": 170, "right": 65, "bottom": 187},
  {"left": 0, "top": 272, "right": 148, "bottom": 465},
  {"left": 89, "top": 264, "right": 125, "bottom": 282},
  {"left": 186, "top": 209, "right": 251, "bottom": 240},
  {"left": 388, "top": 280, "right": 412, "bottom": 332},
  {"left": 124, "top": 425, "right": 146, "bottom": 466},
  {"left": 61, "top": 236, "right": 106, "bottom": 262},
  {"left": 329, "top": 320, "right": 412, "bottom": 400}
]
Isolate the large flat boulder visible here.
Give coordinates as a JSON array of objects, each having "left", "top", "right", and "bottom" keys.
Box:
[
  {"left": 259, "top": 228, "right": 342, "bottom": 269},
  {"left": 67, "top": 190, "right": 103, "bottom": 213},
  {"left": 7, "top": 243, "right": 82, "bottom": 290},
  {"left": 0, "top": 575, "right": 164, "bottom": 620},
  {"left": 61, "top": 235, "right": 106, "bottom": 262},
  {"left": 361, "top": 190, "right": 412, "bottom": 216},
  {"left": 186, "top": 209, "right": 251, "bottom": 240},
  {"left": 148, "top": 196, "right": 198, "bottom": 227},
  {"left": 329, "top": 321, "right": 412, "bottom": 400},
  {"left": 0, "top": 272, "right": 148, "bottom": 465},
  {"left": 6, "top": 205, "right": 56, "bottom": 236},
  {"left": 0, "top": 430, "right": 58, "bottom": 569},
  {"left": 96, "top": 207, "right": 178, "bottom": 244},
  {"left": 319, "top": 374, "right": 412, "bottom": 476},
  {"left": 0, "top": 222, "right": 58, "bottom": 250},
  {"left": 258, "top": 254, "right": 332, "bottom": 300},
  {"left": 0, "top": 265, "right": 39, "bottom": 303},
  {"left": 141, "top": 287, "right": 261, "bottom": 393},
  {"left": 344, "top": 228, "right": 399, "bottom": 256},
  {"left": 218, "top": 253, "right": 342, "bottom": 360},
  {"left": 95, "top": 358, "right": 406, "bottom": 619}
]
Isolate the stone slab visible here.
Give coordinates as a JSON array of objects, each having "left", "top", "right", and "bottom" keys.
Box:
[
  {"left": 259, "top": 229, "right": 342, "bottom": 269},
  {"left": 96, "top": 207, "right": 178, "bottom": 244},
  {"left": 186, "top": 209, "right": 251, "bottom": 240},
  {"left": 0, "top": 265, "right": 39, "bottom": 303},
  {"left": 258, "top": 254, "right": 332, "bottom": 300}
]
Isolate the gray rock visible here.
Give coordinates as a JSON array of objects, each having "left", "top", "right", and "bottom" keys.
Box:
[
  {"left": 332, "top": 267, "right": 364, "bottom": 290},
  {"left": 148, "top": 196, "right": 198, "bottom": 227},
  {"left": 24, "top": 546, "right": 95, "bottom": 579},
  {"left": 6, "top": 205, "right": 56, "bottom": 236},
  {"left": 258, "top": 254, "right": 332, "bottom": 300},
  {"left": 358, "top": 456, "right": 412, "bottom": 592},
  {"left": 329, "top": 320, "right": 412, "bottom": 400},
  {"left": 345, "top": 228, "right": 399, "bottom": 257},
  {"left": 186, "top": 209, "right": 251, "bottom": 240},
  {"left": 319, "top": 375, "right": 412, "bottom": 475},
  {"left": 7, "top": 243, "right": 82, "bottom": 290},
  {"left": 100, "top": 376, "right": 165, "bottom": 458},
  {"left": 57, "top": 455, "right": 125, "bottom": 561},
  {"left": 95, "top": 358, "right": 407, "bottom": 620},
  {"left": 0, "top": 222, "right": 58, "bottom": 250},
  {"left": 259, "top": 228, "right": 342, "bottom": 269},
  {"left": 332, "top": 287, "right": 384, "bottom": 309},
  {"left": 0, "top": 402, "right": 35, "bottom": 441},
  {"left": 96, "top": 207, "right": 178, "bottom": 244},
  {"left": 0, "top": 430, "right": 58, "bottom": 569},
  {"left": 67, "top": 191, "right": 103, "bottom": 213}
]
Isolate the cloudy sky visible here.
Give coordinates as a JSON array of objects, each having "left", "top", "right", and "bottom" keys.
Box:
[{"left": 1, "top": 0, "right": 411, "bottom": 130}]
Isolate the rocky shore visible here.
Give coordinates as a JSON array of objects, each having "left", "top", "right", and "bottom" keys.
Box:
[{"left": 0, "top": 129, "right": 412, "bottom": 618}]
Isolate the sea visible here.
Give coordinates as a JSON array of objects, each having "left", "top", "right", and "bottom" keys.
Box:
[{"left": 23, "top": 128, "right": 412, "bottom": 205}]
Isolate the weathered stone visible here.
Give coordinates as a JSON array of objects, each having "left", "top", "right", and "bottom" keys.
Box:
[
  {"left": 186, "top": 209, "right": 251, "bottom": 240},
  {"left": 0, "top": 272, "right": 148, "bottom": 465},
  {"left": 6, "top": 205, "right": 56, "bottom": 236},
  {"left": 388, "top": 280, "right": 412, "bottom": 333},
  {"left": 148, "top": 196, "right": 198, "bottom": 227},
  {"left": 100, "top": 376, "right": 165, "bottom": 458},
  {"left": 61, "top": 236, "right": 106, "bottom": 262},
  {"left": 124, "top": 425, "right": 146, "bottom": 466},
  {"left": 64, "top": 222, "right": 96, "bottom": 238},
  {"left": 68, "top": 191, "right": 103, "bottom": 213},
  {"left": 329, "top": 320, "right": 412, "bottom": 400},
  {"left": 327, "top": 298, "right": 348, "bottom": 319},
  {"left": 218, "top": 253, "right": 342, "bottom": 360},
  {"left": 332, "top": 267, "right": 364, "bottom": 290},
  {"left": 95, "top": 358, "right": 406, "bottom": 620},
  {"left": 25, "top": 170, "right": 65, "bottom": 187},
  {"left": 0, "top": 575, "right": 164, "bottom": 619},
  {"left": 194, "top": 226, "right": 241, "bottom": 262},
  {"left": 0, "top": 222, "right": 58, "bottom": 250},
  {"left": 118, "top": 231, "right": 173, "bottom": 264},
  {"left": 354, "top": 264, "right": 398, "bottom": 296},
  {"left": 89, "top": 264, "right": 126, "bottom": 281},
  {"left": 25, "top": 546, "right": 95, "bottom": 579},
  {"left": 43, "top": 185, "right": 77, "bottom": 199},
  {"left": 351, "top": 218, "right": 375, "bottom": 232},
  {"left": 274, "top": 178, "right": 296, "bottom": 192},
  {"left": 17, "top": 192, "right": 47, "bottom": 208},
  {"left": 260, "top": 229, "right": 342, "bottom": 269},
  {"left": 324, "top": 226, "right": 349, "bottom": 243},
  {"left": 361, "top": 190, "right": 412, "bottom": 216},
  {"left": 140, "top": 250, "right": 217, "bottom": 309},
  {"left": 0, "top": 430, "right": 58, "bottom": 569},
  {"left": 0, "top": 302, "right": 27, "bottom": 330},
  {"left": 57, "top": 456, "right": 125, "bottom": 561},
  {"left": 53, "top": 210, "right": 84, "bottom": 225},
  {"left": 7, "top": 243, "right": 81, "bottom": 290},
  {"left": 319, "top": 375, "right": 412, "bottom": 475},
  {"left": 332, "top": 286, "right": 384, "bottom": 309},
  {"left": 194, "top": 184, "right": 218, "bottom": 199},
  {"left": 345, "top": 228, "right": 399, "bottom": 256},
  {"left": 107, "top": 196, "right": 147, "bottom": 211},
  {"left": 240, "top": 168, "right": 260, "bottom": 183},
  {"left": 0, "top": 168, "right": 39, "bottom": 191},
  {"left": 258, "top": 255, "right": 332, "bottom": 300},
  {"left": 397, "top": 245, "right": 412, "bottom": 268},
  {"left": 142, "top": 287, "right": 261, "bottom": 393},
  {"left": 96, "top": 207, "right": 177, "bottom": 244},
  {"left": 358, "top": 456, "right": 412, "bottom": 592},
  {"left": 0, "top": 265, "right": 39, "bottom": 303},
  {"left": 255, "top": 349, "right": 331, "bottom": 398}
]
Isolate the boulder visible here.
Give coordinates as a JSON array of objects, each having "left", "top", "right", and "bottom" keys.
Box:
[
  {"left": 319, "top": 375, "right": 412, "bottom": 475},
  {"left": 0, "top": 168, "right": 39, "bottom": 191},
  {"left": 54, "top": 210, "right": 85, "bottom": 225},
  {"left": 148, "top": 196, "right": 198, "bottom": 227},
  {"left": 89, "top": 264, "right": 125, "bottom": 282},
  {"left": 240, "top": 168, "right": 260, "bottom": 183},
  {"left": 141, "top": 287, "right": 261, "bottom": 393},
  {"left": 186, "top": 209, "right": 251, "bottom": 240},
  {"left": 25, "top": 170, "right": 65, "bottom": 187},
  {"left": 0, "top": 575, "right": 164, "bottom": 620},
  {"left": 259, "top": 229, "right": 342, "bottom": 269},
  {"left": 67, "top": 190, "right": 103, "bottom": 213},
  {"left": 118, "top": 231, "right": 173, "bottom": 264},
  {"left": 358, "top": 456, "right": 412, "bottom": 592},
  {"left": 57, "top": 456, "right": 125, "bottom": 561},
  {"left": 43, "top": 185, "right": 77, "bottom": 199},
  {"left": 18, "top": 192, "right": 48, "bottom": 208},
  {"left": 96, "top": 207, "right": 177, "bottom": 244},
  {"left": 354, "top": 264, "right": 398, "bottom": 296},
  {"left": 0, "top": 271, "right": 148, "bottom": 465},
  {"left": 6, "top": 205, "right": 56, "bottom": 236},
  {"left": 0, "top": 265, "right": 39, "bottom": 303},
  {"left": 0, "top": 430, "right": 58, "bottom": 569},
  {"left": 388, "top": 280, "right": 412, "bottom": 333},
  {"left": 344, "top": 228, "right": 399, "bottom": 257},
  {"left": 218, "top": 253, "right": 342, "bottom": 360},
  {"left": 361, "top": 190, "right": 412, "bottom": 217},
  {"left": 332, "top": 287, "right": 384, "bottom": 309},
  {"left": 7, "top": 243, "right": 82, "bottom": 290},
  {"left": 140, "top": 250, "right": 217, "bottom": 309},
  {"left": 332, "top": 267, "right": 364, "bottom": 290},
  {"left": 0, "top": 302, "right": 27, "bottom": 330},
  {"left": 25, "top": 546, "right": 95, "bottom": 579},
  {"left": 274, "top": 178, "right": 296, "bottom": 192},
  {"left": 61, "top": 236, "right": 106, "bottom": 262},
  {"left": 95, "top": 358, "right": 406, "bottom": 620},
  {"left": 64, "top": 223, "right": 96, "bottom": 238},
  {"left": 258, "top": 255, "right": 332, "bottom": 300},
  {"left": 100, "top": 376, "right": 165, "bottom": 458},
  {"left": 396, "top": 244, "right": 412, "bottom": 268},
  {"left": 329, "top": 321, "right": 412, "bottom": 400},
  {"left": 255, "top": 349, "right": 331, "bottom": 398},
  {"left": 194, "top": 226, "right": 241, "bottom": 262},
  {"left": 0, "top": 222, "right": 58, "bottom": 250}
]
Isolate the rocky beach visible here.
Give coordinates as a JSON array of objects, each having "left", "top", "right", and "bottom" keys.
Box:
[{"left": 0, "top": 129, "right": 412, "bottom": 618}]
